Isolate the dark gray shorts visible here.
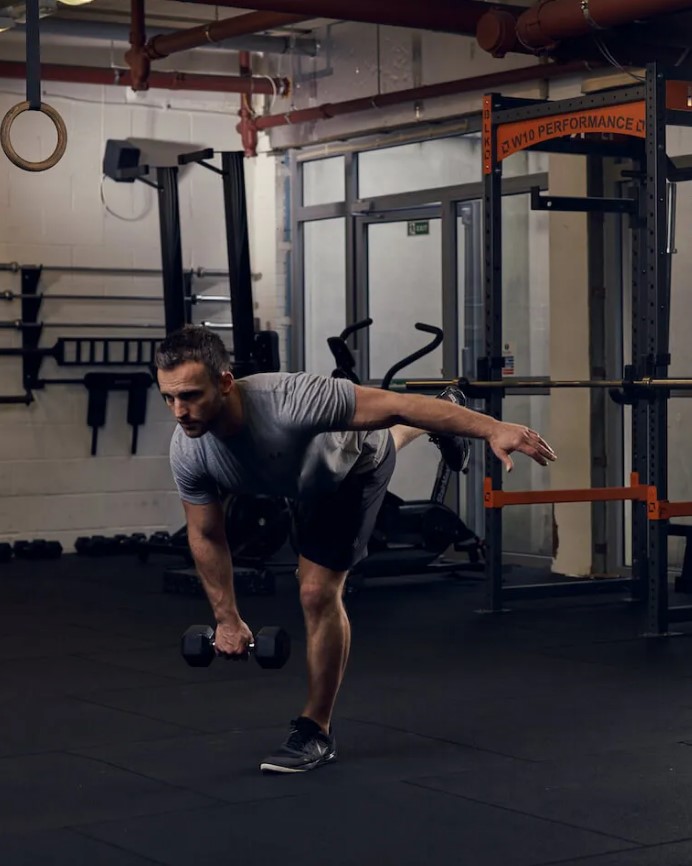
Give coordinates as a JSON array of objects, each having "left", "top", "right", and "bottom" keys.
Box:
[{"left": 293, "top": 433, "right": 396, "bottom": 572}]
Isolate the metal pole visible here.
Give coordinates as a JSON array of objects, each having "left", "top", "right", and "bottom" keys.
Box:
[
  {"left": 221, "top": 152, "right": 256, "bottom": 376},
  {"left": 0, "top": 321, "right": 166, "bottom": 330},
  {"left": 201, "top": 322, "right": 234, "bottom": 330},
  {"left": 1, "top": 292, "right": 234, "bottom": 303},
  {"left": 630, "top": 167, "right": 649, "bottom": 607},
  {"left": 344, "top": 152, "right": 362, "bottom": 379},
  {"left": 156, "top": 166, "right": 187, "bottom": 334},
  {"left": 587, "top": 155, "right": 608, "bottom": 576},
  {"left": 483, "top": 94, "right": 505, "bottom": 614},
  {"left": 0, "top": 394, "right": 32, "bottom": 404},
  {"left": 0, "top": 262, "right": 229, "bottom": 277},
  {"left": 405, "top": 377, "right": 692, "bottom": 390},
  {"left": 1, "top": 292, "right": 167, "bottom": 303},
  {"left": 645, "top": 64, "right": 670, "bottom": 637},
  {"left": 603, "top": 156, "right": 626, "bottom": 577},
  {"left": 441, "top": 197, "right": 461, "bottom": 522},
  {"left": 291, "top": 151, "right": 305, "bottom": 372},
  {"left": 463, "top": 201, "right": 485, "bottom": 538}
]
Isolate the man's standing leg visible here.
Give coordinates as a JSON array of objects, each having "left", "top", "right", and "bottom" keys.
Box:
[
  {"left": 259, "top": 557, "right": 346, "bottom": 774},
  {"left": 297, "top": 556, "right": 350, "bottom": 732},
  {"left": 260, "top": 439, "right": 396, "bottom": 774}
]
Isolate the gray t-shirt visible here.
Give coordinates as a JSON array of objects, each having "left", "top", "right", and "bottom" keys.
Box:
[{"left": 169, "top": 371, "right": 389, "bottom": 505}]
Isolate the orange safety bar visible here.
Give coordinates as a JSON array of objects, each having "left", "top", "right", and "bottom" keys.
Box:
[
  {"left": 484, "top": 474, "right": 692, "bottom": 523},
  {"left": 484, "top": 473, "right": 650, "bottom": 509},
  {"left": 647, "top": 491, "right": 692, "bottom": 521},
  {"left": 483, "top": 472, "right": 692, "bottom": 520}
]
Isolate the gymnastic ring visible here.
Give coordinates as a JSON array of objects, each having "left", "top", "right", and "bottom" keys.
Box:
[{"left": 0, "top": 101, "right": 68, "bottom": 172}]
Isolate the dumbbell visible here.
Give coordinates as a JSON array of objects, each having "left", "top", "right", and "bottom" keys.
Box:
[
  {"left": 181, "top": 624, "right": 291, "bottom": 670},
  {"left": 13, "top": 539, "right": 62, "bottom": 560}
]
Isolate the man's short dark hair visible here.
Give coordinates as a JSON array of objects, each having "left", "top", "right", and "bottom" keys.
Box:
[{"left": 155, "top": 325, "right": 231, "bottom": 381}]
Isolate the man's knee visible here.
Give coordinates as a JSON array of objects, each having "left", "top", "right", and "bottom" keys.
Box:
[{"left": 298, "top": 562, "right": 347, "bottom": 615}]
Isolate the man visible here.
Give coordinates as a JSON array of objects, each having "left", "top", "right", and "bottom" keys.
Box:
[{"left": 155, "top": 325, "right": 556, "bottom": 775}]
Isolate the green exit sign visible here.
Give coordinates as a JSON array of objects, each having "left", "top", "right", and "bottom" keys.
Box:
[{"left": 407, "top": 220, "right": 430, "bottom": 236}]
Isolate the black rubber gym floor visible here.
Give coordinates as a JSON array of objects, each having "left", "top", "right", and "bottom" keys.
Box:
[{"left": 4, "top": 554, "right": 692, "bottom": 865}]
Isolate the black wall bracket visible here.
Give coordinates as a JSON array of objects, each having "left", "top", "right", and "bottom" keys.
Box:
[
  {"left": 530, "top": 186, "right": 637, "bottom": 215},
  {"left": 84, "top": 371, "right": 153, "bottom": 456}
]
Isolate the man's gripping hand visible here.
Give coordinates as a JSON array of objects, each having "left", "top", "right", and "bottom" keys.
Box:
[{"left": 214, "top": 616, "right": 254, "bottom": 660}]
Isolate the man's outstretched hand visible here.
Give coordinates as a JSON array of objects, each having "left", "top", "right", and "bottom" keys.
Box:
[{"left": 488, "top": 422, "right": 557, "bottom": 472}]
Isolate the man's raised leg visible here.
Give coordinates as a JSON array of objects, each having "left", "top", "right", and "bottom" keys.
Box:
[{"left": 391, "top": 387, "right": 471, "bottom": 472}]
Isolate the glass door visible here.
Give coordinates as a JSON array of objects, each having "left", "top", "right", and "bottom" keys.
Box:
[
  {"left": 457, "top": 195, "right": 553, "bottom": 557},
  {"left": 357, "top": 211, "right": 447, "bottom": 504}
]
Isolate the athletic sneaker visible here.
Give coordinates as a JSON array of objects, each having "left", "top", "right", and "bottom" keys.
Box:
[
  {"left": 429, "top": 385, "right": 472, "bottom": 474},
  {"left": 260, "top": 716, "right": 336, "bottom": 774}
]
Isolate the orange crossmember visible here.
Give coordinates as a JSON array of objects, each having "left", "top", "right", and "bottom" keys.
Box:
[
  {"left": 483, "top": 474, "right": 649, "bottom": 509},
  {"left": 647, "top": 499, "right": 692, "bottom": 521},
  {"left": 483, "top": 474, "right": 692, "bottom": 521}
]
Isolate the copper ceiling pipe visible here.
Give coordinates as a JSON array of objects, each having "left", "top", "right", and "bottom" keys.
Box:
[
  {"left": 479, "top": 0, "right": 692, "bottom": 57},
  {"left": 179, "top": 0, "right": 524, "bottom": 35},
  {"left": 126, "top": 0, "right": 150, "bottom": 90},
  {"left": 251, "top": 59, "right": 592, "bottom": 131},
  {"left": 145, "top": 11, "right": 309, "bottom": 60},
  {"left": 237, "top": 51, "right": 259, "bottom": 157},
  {"left": 0, "top": 61, "right": 288, "bottom": 95}
]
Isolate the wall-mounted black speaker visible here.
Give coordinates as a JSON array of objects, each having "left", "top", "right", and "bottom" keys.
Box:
[{"left": 102, "top": 140, "right": 141, "bottom": 182}]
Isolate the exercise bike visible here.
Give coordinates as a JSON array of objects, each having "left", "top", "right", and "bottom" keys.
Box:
[{"left": 327, "top": 318, "right": 484, "bottom": 583}]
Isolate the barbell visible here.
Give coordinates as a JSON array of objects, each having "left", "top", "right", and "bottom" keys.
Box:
[{"left": 407, "top": 377, "right": 692, "bottom": 393}]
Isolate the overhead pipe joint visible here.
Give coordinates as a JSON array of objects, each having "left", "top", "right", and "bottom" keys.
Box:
[
  {"left": 476, "top": 10, "right": 528, "bottom": 58},
  {"left": 126, "top": 9, "right": 303, "bottom": 91},
  {"left": 125, "top": 0, "right": 150, "bottom": 90},
  {"left": 478, "top": 0, "right": 692, "bottom": 57},
  {"left": 124, "top": 47, "right": 151, "bottom": 91},
  {"left": 237, "top": 50, "right": 259, "bottom": 159}
]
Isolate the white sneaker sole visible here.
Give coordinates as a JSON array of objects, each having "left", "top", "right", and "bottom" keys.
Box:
[{"left": 260, "top": 753, "right": 336, "bottom": 774}]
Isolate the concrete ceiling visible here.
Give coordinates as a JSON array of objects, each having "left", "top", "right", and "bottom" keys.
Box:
[
  {"left": 2, "top": 0, "right": 535, "bottom": 34},
  {"left": 0, "top": 0, "right": 327, "bottom": 32},
  {"left": 57, "top": 0, "right": 309, "bottom": 28}
]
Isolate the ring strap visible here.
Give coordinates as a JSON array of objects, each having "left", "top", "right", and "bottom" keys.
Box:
[{"left": 25, "top": 0, "right": 41, "bottom": 110}]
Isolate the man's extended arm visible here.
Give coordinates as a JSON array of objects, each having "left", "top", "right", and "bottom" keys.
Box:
[
  {"left": 350, "top": 387, "right": 495, "bottom": 438},
  {"left": 349, "top": 385, "right": 556, "bottom": 471}
]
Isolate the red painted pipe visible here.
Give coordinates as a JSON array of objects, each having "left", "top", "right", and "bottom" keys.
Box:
[
  {"left": 0, "top": 61, "right": 289, "bottom": 95},
  {"left": 180, "top": 0, "right": 523, "bottom": 35},
  {"left": 129, "top": 0, "right": 145, "bottom": 51},
  {"left": 127, "top": 0, "right": 150, "bottom": 89},
  {"left": 237, "top": 51, "right": 259, "bottom": 159},
  {"left": 251, "top": 60, "right": 591, "bottom": 131},
  {"left": 479, "top": 0, "right": 692, "bottom": 56},
  {"left": 146, "top": 11, "right": 309, "bottom": 60}
]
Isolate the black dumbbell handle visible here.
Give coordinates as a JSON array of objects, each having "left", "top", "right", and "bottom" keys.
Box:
[{"left": 209, "top": 636, "right": 256, "bottom": 655}]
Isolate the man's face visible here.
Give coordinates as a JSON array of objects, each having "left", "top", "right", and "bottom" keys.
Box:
[{"left": 157, "top": 361, "right": 231, "bottom": 438}]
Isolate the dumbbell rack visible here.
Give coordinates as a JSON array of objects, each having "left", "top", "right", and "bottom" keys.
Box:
[{"left": 0, "top": 539, "right": 63, "bottom": 562}]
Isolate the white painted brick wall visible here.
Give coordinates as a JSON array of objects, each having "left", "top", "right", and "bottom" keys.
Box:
[
  {"left": 0, "top": 32, "right": 591, "bottom": 554},
  {"left": 266, "top": 25, "right": 571, "bottom": 150},
  {"left": 0, "top": 80, "right": 279, "bottom": 550}
]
